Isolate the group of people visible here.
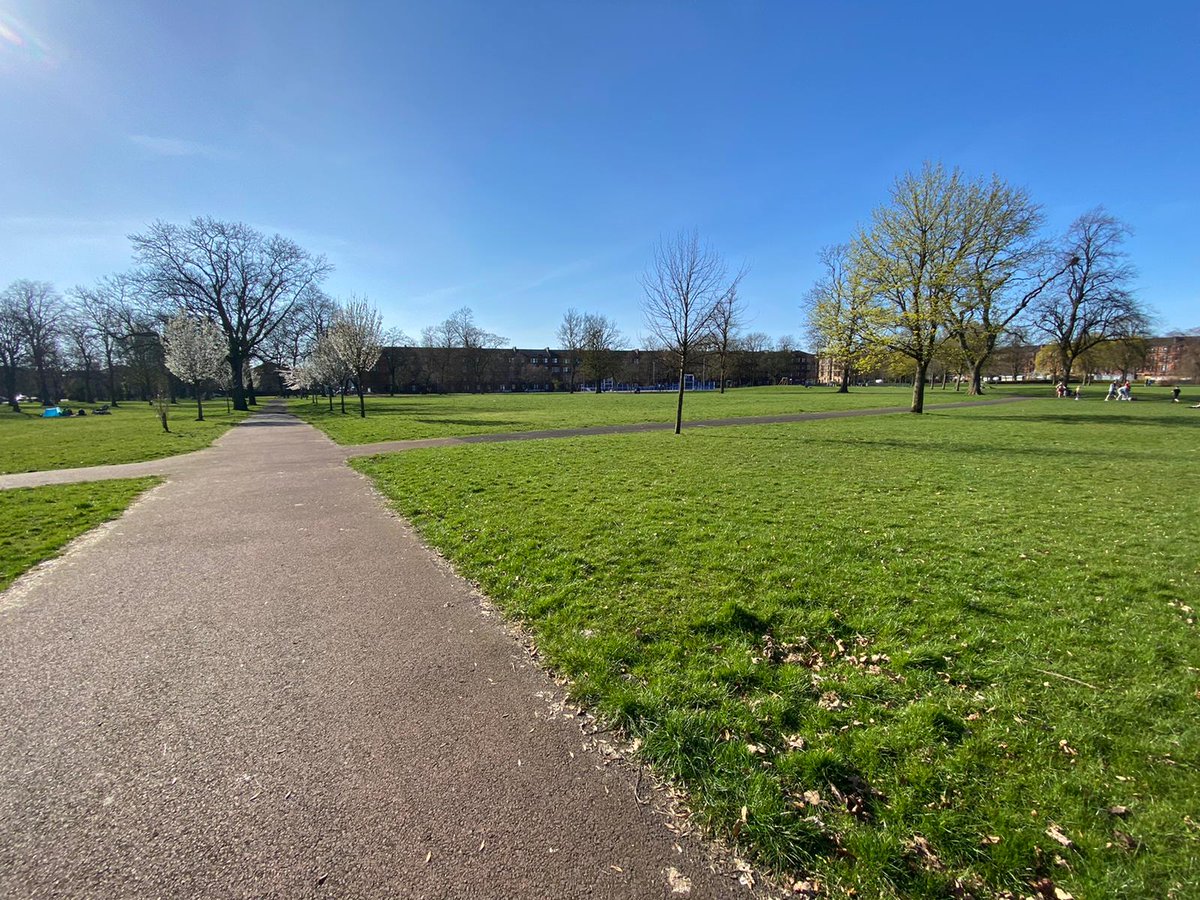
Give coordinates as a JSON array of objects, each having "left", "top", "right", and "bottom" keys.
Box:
[
  {"left": 1103, "top": 381, "right": 1135, "bottom": 402},
  {"left": 1055, "top": 380, "right": 1189, "bottom": 404}
]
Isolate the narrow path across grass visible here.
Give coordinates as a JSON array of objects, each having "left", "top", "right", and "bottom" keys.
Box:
[{"left": 0, "top": 395, "right": 1030, "bottom": 488}]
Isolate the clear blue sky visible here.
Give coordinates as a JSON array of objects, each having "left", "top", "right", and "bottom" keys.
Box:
[{"left": 2, "top": 1, "right": 1196, "bottom": 348}]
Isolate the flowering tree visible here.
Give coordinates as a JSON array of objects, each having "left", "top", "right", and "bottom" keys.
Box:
[
  {"left": 163, "top": 313, "right": 227, "bottom": 420},
  {"left": 326, "top": 297, "right": 382, "bottom": 417}
]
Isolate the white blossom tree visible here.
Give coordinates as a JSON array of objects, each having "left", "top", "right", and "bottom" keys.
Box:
[
  {"left": 326, "top": 297, "right": 383, "bottom": 417},
  {"left": 163, "top": 313, "right": 227, "bottom": 420}
]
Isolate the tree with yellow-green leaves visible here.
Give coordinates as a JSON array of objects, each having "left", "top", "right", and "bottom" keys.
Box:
[
  {"left": 803, "top": 244, "right": 888, "bottom": 392},
  {"left": 853, "top": 163, "right": 979, "bottom": 413}
]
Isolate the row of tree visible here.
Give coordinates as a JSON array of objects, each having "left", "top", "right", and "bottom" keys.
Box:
[
  {"left": 0, "top": 218, "right": 357, "bottom": 419},
  {"left": 803, "top": 163, "right": 1150, "bottom": 412}
]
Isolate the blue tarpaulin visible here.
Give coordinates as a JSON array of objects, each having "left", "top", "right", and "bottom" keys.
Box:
[{"left": 41, "top": 407, "right": 62, "bottom": 417}]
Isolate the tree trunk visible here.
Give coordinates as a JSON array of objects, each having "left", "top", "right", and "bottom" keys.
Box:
[
  {"left": 106, "top": 357, "right": 120, "bottom": 407},
  {"left": 838, "top": 366, "right": 850, "bottom": 394},
  {"left": 340, "top": 387, "right": 346, "bottom": 414},
  {"left": 674, "top": 366, "right": 685, "bottom": 435},
  {"left": 358, "top": 383, "right": 366, "bottom": 418},
  {"left": 911, "top": 361, "right": 928, "bottom": 413},
  {"left": 36, "top": 363, "right": 52, "bottom": 406},
  {"left": 719, "top": 357, "right": 726, "bottom": 394},
  {"left": 3, "top": 367, "right": 19, "bottom": 412},
  {"left": 229, "top": 353, "right": 248, "bottom": 411},
  {"left": 327, "top": 387, "right": 334, "bottom": 411},
  {"left": 968, "top": 362, "right": 985, "bottom": 396},
  {"left": 196, "top": 392, "right": 205, "bottom": 421}
]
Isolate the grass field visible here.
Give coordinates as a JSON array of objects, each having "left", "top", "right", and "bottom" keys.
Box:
[
  {"left": 0, "top": 402, "right": 249, "bottom": 474},
  {"left": 290, "top": 385, "right": 1009, "bottom": 445},
  {"left": 0, "top": 478, "right": 159, "bottom": 592},
  {"left": 354, "top": 398, "right": 1200, "bottom": 898}
]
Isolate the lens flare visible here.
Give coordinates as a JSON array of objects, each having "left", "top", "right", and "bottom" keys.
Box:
[{"left": 0, "top": 13, "right": 51, "bottom": 64}]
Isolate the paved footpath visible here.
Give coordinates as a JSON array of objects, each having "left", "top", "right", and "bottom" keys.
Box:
[
  {"left": 0, "top": 404, "right": 759, "bottom": 899},
  {"left": 0, "top": 395, "right": 1026, "bottom": 490}
]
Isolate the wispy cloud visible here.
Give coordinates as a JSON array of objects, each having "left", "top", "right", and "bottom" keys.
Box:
[
  {"left": 406, "top": 279, "right": 486, "bottom": 306},
  {"left": 129, "top": 134, "right": 230, "bottom": 159}
]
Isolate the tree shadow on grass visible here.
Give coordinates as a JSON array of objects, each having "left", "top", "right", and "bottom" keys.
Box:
[
  {"left": 415, "top": 418, "right": 530, "bottom": 427},
  {"left": 803, "top": 434, "right": 1137, "bottom": 461},
  {"left": 954, "top": 411, "right": 1200, "bottom": 429}
]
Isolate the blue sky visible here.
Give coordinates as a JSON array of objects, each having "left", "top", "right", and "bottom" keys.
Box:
[{"left": 2, "top": 1, "right": 1196, "bottom": 348}]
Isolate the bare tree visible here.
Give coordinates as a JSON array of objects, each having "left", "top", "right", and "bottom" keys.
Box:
[
  {"left": 642, "top": 230, "right": 739, "bottom": 433},
  {"left": 942, "top": 178, "right": 1075, "bottom": 394},
  {"left": 327, "top": 296, "right": 383, "bottom": 417},
  {"left": 1032, "top": 209, "right": 1148, "bottom": 387},
  {"left": 733, "top": 331, "right": 771, "bottom": 385},
  {"left": 709, "top": 278, "right": 746, "bottom": 394},
  {"left": 445, "top": 306, "right": 506, "bottom": 390},
  {"left": 379, "top": 327, "right": 413, "bottom": 395},
  {"left": 71, "top": 274, "right": 140, "bottom": 406},
  {"left": 556, "top": 307, "right": 585, "bottom": 392},
  {"left": 130, "top": 217, "right": 331, "bottom": 411},
  {"left": 164, "top": 313, "right": 228, "bottom": 420},
  {"left": 580, "top": 312, "right": 622, "bottom": 393},
  {"left": 803, "top": 245, "right": 886, "bottom": 392},
  {"left": 61, "top": 313, "right": 101, "bottom": 403},
  {"left": 0, "top": 292, "right": 30, "bottom": 411},
  {"left": 3, "top": 280, "right": 64, "bottom": 406}
]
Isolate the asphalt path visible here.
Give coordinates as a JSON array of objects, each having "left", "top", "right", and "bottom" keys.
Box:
[
  {"left": 0, "top": 395, "right": 1027, "bottom": 490},
  {"left": 0, "top": 404, "right": 762, "bottom": 899}
]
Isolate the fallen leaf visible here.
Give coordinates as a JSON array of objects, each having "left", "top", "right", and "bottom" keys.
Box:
[
  {"left": 1045, "top": 825, "right": 1074, "bottom": 849},
  {"left": 1112, "top": 829, "right": 1140, "bottom": 852},
  {"left": 905, "top": 834, "right": 944, "bottom": 871},
  {"left": 666, "top": 866, "right": 692, "bottom": 895},
  {"left": 1107, "top": 805, "right": 1130, "bottom": 817}
]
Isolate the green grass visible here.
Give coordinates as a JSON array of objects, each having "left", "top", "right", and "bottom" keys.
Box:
[
  {"left": 354, "top": 398, "right": 1200, "bottom": 898},
  {"left": 290, "top": 385, "right": 1008, "bottom": 445},
  {"left": 0, "top": 402, "right": 249, "bottom": 474},
  {"left": 0, "top": 478, "right": 159, "bottom": 592}
]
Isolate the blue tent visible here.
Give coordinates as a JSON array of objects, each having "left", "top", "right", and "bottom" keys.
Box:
[{"left": 41, "top": 407, "right": 62, "bottom": 417}]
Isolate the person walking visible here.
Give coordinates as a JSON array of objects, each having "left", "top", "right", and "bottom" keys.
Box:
[
  {"left": 1172, "top": 386, "right": 1181, "bottom": 403},
  {"left": 1105, "top": 382, "right": 1118, "bottom": 402}
]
